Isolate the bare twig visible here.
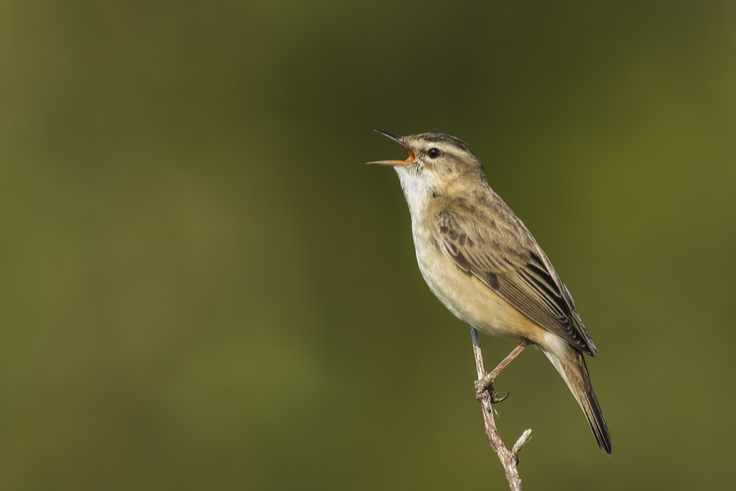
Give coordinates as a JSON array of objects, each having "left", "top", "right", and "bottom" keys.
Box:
[{"left": 470, "top": 326, "right": 532, "bottom": 491}]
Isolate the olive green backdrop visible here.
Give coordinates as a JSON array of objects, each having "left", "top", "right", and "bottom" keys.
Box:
[{"left": 2, "top": 0, "right": 735, "bottom": 489}]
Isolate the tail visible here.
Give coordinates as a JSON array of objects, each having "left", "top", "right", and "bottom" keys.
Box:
[{"left": 543, "top": 344, "right": 612, "bottom": 455}]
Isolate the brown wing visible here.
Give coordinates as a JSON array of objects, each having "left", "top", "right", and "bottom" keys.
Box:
[{"left": 438, "top": 209, "right": 597, "bottom": 356}]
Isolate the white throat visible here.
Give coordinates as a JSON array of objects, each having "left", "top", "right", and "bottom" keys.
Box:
[{"left": 395, "top": 167, "right": 432, "bottom": 225}]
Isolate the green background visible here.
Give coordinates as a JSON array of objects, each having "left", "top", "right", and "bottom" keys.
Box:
[{"left": 2, "top": 0, "right": 735, "bottom": 489}]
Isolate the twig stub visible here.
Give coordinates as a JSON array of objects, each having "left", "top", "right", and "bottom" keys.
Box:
[{"left": 470, "top": 326, "right": 532, "bottom": 491}]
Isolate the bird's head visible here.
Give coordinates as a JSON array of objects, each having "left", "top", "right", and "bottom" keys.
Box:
[{"left": 368, "top": 131, "right": 487, "bottom": 206}]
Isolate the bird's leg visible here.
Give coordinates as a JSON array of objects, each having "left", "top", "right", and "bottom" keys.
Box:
[{"left": 474, "top": 340, "right": 529, "bottom": 403}]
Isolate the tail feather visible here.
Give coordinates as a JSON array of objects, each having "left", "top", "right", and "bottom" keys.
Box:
[{"left": 544, "top": 345, "right": 612, "bottom": 455}]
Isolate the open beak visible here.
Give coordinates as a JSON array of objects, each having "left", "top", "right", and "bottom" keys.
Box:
[{"left": 367, "top": 130, "right": 417, "bottom": 166}]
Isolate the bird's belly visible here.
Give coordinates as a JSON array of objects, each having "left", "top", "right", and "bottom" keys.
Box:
[{"left": 414, "top": 237, "right": 543, "bottom": 343}]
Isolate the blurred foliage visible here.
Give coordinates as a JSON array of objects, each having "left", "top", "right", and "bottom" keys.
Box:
[{"left": 1, "top": 0, "right": 736, "bottom": 489}]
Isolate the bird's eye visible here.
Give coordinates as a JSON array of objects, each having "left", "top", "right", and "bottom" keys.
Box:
[{"left": 428, "top": 148, "right": 441, "bottom": 159}]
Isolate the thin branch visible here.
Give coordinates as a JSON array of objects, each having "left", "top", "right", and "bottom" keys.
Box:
[{"left": 470, "top": 326, "right": 532, "bottom": 491}]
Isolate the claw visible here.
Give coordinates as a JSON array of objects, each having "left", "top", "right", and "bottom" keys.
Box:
[
  {"left": 474, "top": 377, "right": 510, "bottom": 404},
  {"left": 491, "top": 391, "right": 510, "bottom": 404}
]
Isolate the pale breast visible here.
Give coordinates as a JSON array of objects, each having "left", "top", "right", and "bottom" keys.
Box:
[{"left": 410, "top": 219, "right": 545, "bottom": 344}]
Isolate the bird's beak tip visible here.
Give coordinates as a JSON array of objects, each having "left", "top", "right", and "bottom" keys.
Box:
[
  {"left": 369, "top": 129, "right": 416, "bottom": 166},
  {"left": 374, "top": 129, "right": 403, "bottom": 144},
  {"left": 366, "top": 159, "right": 403, "bottom": 166}
]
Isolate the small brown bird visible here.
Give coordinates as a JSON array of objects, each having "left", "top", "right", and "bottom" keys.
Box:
[{"left": 369, "top": 130, "right": 611, "bottom": 454}]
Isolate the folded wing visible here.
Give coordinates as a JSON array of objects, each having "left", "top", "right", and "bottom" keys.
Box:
[{"left": 437, "top": 208, "right": 597, "bottom": 356}]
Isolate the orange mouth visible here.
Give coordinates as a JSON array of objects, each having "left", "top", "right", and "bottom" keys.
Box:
[
  {"left": 367, "top": 130, "right": 417, "bottom": 166},
  {"left": 366, "top": 148, "right": 416, "bottom": 166}
]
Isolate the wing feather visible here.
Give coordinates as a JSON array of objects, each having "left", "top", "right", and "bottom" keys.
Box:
[{"left": 438, "top": 209, "right": 596, "bottom": 355}]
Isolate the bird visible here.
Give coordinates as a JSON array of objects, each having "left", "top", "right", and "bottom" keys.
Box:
[{"left": 368, "top": 130, "right": 611, "bottom": 455}]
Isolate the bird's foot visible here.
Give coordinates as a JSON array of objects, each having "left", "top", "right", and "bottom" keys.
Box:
[{"left": 475, "top": 375, "right": 509, "bottom": 404}]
